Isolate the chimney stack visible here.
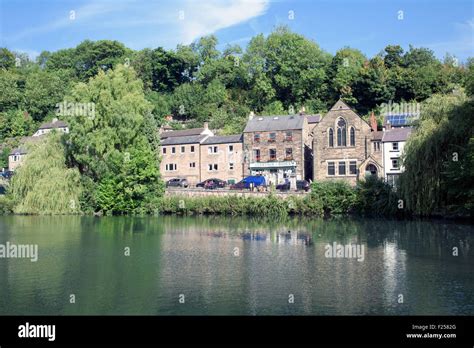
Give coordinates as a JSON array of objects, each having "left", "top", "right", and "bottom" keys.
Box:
[
  {"left": 203, "top": 122, "right": 209, "bottom": 130},
  {"left": 369, "top": 112, "right": 377, "bottom": 131},
  {"left": 299, "top": 106, "right": 306, "bottom": 115},
  {"left": 249, "top": 111, "right": 255, "bottom": 120}
]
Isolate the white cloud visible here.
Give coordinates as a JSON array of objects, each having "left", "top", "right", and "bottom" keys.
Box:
[
  {"left": 176, "top": 0, "right": 270, "bottom": 44},
  {"left": 3, "top": 0, "right": 270, "bottom": 50}
]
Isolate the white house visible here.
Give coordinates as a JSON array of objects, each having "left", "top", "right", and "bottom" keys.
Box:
[
  {"left": 382, "top": 127, "right": 412, "bottom": 187},
  {"left": 32, "top": 118, "right": 69, "bottom": 137}
]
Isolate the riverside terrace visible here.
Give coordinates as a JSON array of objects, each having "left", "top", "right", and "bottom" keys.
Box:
[{"left": 159, "top": 100, "right": 413, "bottom": 189}]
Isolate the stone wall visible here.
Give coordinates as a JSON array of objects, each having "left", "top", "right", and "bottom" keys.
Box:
[{"left": 165, "top": 188, "right": 307, "bottom": 199}]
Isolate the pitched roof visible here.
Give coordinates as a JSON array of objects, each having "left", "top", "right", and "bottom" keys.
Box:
[
  {"left": 382, "top": 127, "right": 413, "bottom": 142},
  {"left": 202, "top": 134, "right": 242, "bottom": 145},
  {"left": 371, "top": 131, "right": 383, "bottom": 140},
  {"left": 9, "top": 136, "right": 44, "bottom": 155},
  {"left": 161, "top": 134, "right": 208, "bottom": 145},
  {"left": 325, "top": 99, "right": 371, "bottom": 128},
  {"left": 160, "top": 128, "right": 204, "bottom": 139},
  {"left": 244, "top": 114, "right": 304, "bottom": 133},
  {"left": 330, "top": 99, "right": 352, "bottom": 111},
  {"left": 307, "top": 114, "right": 321, "bottom": 124},
  {"left": 38, "top": 120, "right": 68, "bottom": 130}
]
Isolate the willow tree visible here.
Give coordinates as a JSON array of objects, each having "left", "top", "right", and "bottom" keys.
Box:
[
  {"left": 64, "top": 64, "right": 163, "bottom": 215},
  {"left": 10, "top": 132, "right": 82, "bottom": 214},
  {"left": 399, "top": 91, "right": 474, "bottom": 216}
]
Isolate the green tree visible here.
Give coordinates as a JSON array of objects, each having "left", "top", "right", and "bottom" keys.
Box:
[
  {"left": 9, "top": 132, "right": 83, "bottom": 214},
  {"left": 65, "top": 64, "right": 163, "bottom": 214},
  {"left": 399, "top": 92, "right": 474, "bottom": 216},
  {"left": 0, "top": 48, "right": 16, "bottom": 69}
]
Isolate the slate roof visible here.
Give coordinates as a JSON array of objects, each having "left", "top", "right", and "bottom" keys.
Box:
[
  {"left": 38, "top": 120, "right": 68, "bottom": 130},
  {"left": 161, "top": 134, "right": 208, "bottom": 145},
  {"left": 371, "top": 131, "right": 383, "bottom": 141},
  {"left": 9, "top": 136, "right": 44, "bottom": 155},
  {"left": 307, "top": 114, "right": 321, "bottom": 124},
  {"left": 202, "top": 134, "right": 242, "bottom": 145},
  {"left": 244, "top": 115, "right": 304, "bottom": 133},
  {"left": 160, "top": 128, "right": 204, "bottom": 139},
  {"left": 382, "top": 127, "right": 413, "bottom": 142}
]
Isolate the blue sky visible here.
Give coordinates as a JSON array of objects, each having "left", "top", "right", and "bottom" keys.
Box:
[{"left": 1, "top": 0, "right": 473, "bottom": 62}]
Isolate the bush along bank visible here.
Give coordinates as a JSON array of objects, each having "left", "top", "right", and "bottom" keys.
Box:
[
  {"left": 0, "top": 177, "right": 409, "bottom": 218},
  {"left": 158, "top": 178, "right": 407, "bottom": 218}
]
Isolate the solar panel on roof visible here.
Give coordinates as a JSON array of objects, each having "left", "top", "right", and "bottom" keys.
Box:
[{"left": 386, "top": 114, "right": 416, "bottom": 126}]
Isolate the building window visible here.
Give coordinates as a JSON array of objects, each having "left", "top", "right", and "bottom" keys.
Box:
[
  {"left": 349, "top": 161, "right": 357, "bottom": 175},
  {"left": 350, "top": 127, "right": 355, "bottom": 146},
  {"left": 14, "top": 155, "right": 18, "bottom": 161},
  {"left": 269, "top": 149, "right": 277, "bottom": 161},
  {"left": 373, "top": 142, "right": 380, "bottom": 152},
  {"left": 208, "top": 146, "right": 218, "bottom": 154},
  {"left": 228, "top": 145, "right": 233, "bottom": 152},
  {"left": 229, "top": 163, "right": 234, "bottom": 170},
  {"left": 392, "top": 142, "right": 399, "bottom": 151},
  {"left": 190, "top": 145, "right": 195, "bottom": 153},
  {"left": 181, "top": 146, "right": 185, "bottom": 153},
  {"left": 162, "top": 148, "right": 167, "bottom": 155},
  {"left": 190, "top": 162, "right": 196, "bottom": 168},
  {"left": 254, "top": 149, "right": 261, "bottom": 162},
  {"left": 337, "top": 118, "right": 347, "bottom": 146},
  {"left": 254, "top": 133, "right": 260, "bottom": 143},
  {"left": 387, "top": 174, "right": 400, "bottom": 187},
  {"left": 328, "top": 128, "right": 334, "bottom": 147},
  {"left": 285, "top": 148, "right": 293, "bottom": 160},
  {"left": 328, "top": 162, "right": 335, "bottom": 176},
  {"left": 268, "top": 133, "right": 276, "bottom": 142},
  {"left": 171, "top": 147, "right": 176, "bottom": 154},
  {"left": 165, "top": 163, "right": 177, "bottom": 171},
  {"left": 285, "top": 131, "right": 292, "bottom": 142},
  {"left": 208, "top": 164, "right": 218, "bottom": 171},
  {"left": 392, "top": 158, "right": 400, "bottom": 169},
  {"left": 338, "top": 162, "right": 346, "bottom": 175}
]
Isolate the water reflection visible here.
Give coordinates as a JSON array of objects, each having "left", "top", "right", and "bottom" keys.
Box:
[{"left": 0, "top": 215, "right": 472, "bottom": 315}]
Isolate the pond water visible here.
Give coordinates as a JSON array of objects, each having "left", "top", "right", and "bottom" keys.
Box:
[{"left": 0, "top": 215, "right": 472, "bottom": 315}]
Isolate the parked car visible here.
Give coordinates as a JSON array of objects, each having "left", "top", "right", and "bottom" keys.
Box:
[
  {"left": 275, "top": 180, "right": 310, "bottom": 192},
  {"left": 275, "top": 181, "right": 291, "bottom": 191},
  {"left": 0, "top": 171, "right": 14, "bottom": 180},
  {"left": 296, "top": 180, "right": 310, "bottom": 192},
  {"left": 230, "top": 176, "right": 266, "bottom": 190},
  {"left": 166, "top": 178, "right": 189, "bottom": 188},
  {"left": 196, "top": 178, "right": 226, "bottom": 189}
]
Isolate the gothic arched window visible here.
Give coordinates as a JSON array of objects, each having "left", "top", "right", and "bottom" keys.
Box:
[
  {"left": 337, "top": 118, "right": 346, "bottom": 146},
  {"left": 350, "top": 127, "right": 355, "bottom": 146},
  {"left": 328, "top": 128, "right": 334, "bottom": 147}
]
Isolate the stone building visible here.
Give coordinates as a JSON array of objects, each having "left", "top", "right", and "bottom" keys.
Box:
[
  {"left": 160, "top": 134, "right": 209, "bottom": 185},
  {"left": 200, "top": 135, "right": 244, "bottom": 184},
  {"left": 242, "top": 114, "right": 311, "bottom": 186},
  {"left": 160, "top": 124, "right": 244, "bottom": 186},
  {"left": 312, "top": 100, "right": 383, "bottom": 185}
]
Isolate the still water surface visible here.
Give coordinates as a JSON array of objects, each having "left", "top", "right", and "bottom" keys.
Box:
[{"left": 0, "top": 215, "right": 472, "bottom": 315}]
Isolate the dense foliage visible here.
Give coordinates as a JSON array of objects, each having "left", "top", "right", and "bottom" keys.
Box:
[
  {"left": 64, "top": 65, "right": 164, "bottom": 215},
  {"left": 399, "top": 92, "right": 474, "bottom": 217},
  {"left": 9, "top": 133, "right": 83, "bottom": 214}
]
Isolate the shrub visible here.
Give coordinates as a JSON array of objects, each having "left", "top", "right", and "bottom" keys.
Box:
[
  {"left": 355, "top": 176, "right": 401, "bottom": 216},
  {"left": 310, "top": 180, "right": 357, "bottom": 215}
]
